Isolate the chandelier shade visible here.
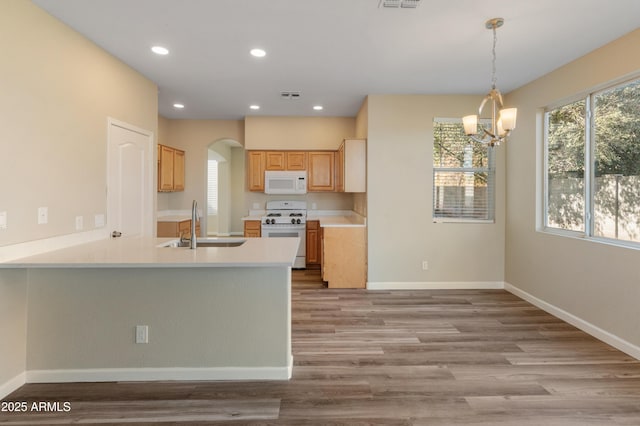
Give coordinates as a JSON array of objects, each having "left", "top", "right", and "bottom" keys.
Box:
[{"left": 463, "top": 18, "right": 517, "bottom": 147}]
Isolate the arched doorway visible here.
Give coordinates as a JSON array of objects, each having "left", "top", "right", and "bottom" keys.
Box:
[{"left": 207, "top": 139, "right": 243, "bottom": 236}]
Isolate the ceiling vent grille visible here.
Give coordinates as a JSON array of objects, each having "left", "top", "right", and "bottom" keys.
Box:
[
  {"left": 379, "top": 0, "right": 420, "bottom": 8},
  {"left": 280, "top": 91, "right": 301, "bottom": 100}
]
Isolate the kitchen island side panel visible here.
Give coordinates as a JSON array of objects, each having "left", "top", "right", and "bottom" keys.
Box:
[
  {"left": 25, "top": 267, "right": 290, "bottom": 375},
  {"left": 0, "top": 269, "right": 28, "bottom": 397}
]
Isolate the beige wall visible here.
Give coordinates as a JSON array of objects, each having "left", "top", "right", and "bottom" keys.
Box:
[
  {"left": 366, "top": 95, "right": 506, "bottom": 285},
  {"left": 353, "top": 97, "right": 369, "bottom": 217},
  {"left": 245, "top": 116, "right": 355, "bottom": 150},
  {"left": 0, "top": 0, "right": 157, "bottom": 397},
  {"left": 505, "top": 29, "right": 640, "bottom": 347},
  {"left": 0, "top": 0, "right": 158, "bottom": 247}
]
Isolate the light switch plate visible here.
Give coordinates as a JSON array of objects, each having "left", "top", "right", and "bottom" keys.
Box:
[
  {"left": 75, "top": 216, "right": 83, "bottom": 231},
  {"left": 95, "top": 214, "right": 105, "bottom": 228},
  {"left": 0, "top": 211, "right": 6, "bottom": 230}
]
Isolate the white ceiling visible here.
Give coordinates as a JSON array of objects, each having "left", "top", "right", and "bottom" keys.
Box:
[{"left": 33, "top": 0, "right": 640, "bottom": 120}]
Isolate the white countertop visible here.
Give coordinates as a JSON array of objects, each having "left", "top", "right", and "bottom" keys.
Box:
[
  {"left": 1, "top": 237, "right": 299, "bottom": 269},
  {"left": 307, "top": 211, "right": 367, "bottom": 228}
]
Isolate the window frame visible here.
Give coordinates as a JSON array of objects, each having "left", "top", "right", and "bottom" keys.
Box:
[
  {"left": 433, "top": 117, "right": 496, "bottom": 224},
  {"left": 542, "top": 75, "right": 640, "bottom": 250}
]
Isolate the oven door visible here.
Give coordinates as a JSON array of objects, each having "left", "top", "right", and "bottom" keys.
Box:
[{"left": 261, "top": 225, "right": 306, "bottom": 268}]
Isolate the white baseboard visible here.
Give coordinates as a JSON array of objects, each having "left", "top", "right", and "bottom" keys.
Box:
[
  {"left": 26, "top": 360, "right": 293, "bottom": 384},
  {"left": 0, "top": 372, "right": 26, "bottom": 400},
  {"left": 505, "top": 282, "right": 640, "bottom": 360},
  {"left": 367, "top": 281, "right": 505, "bottom": 290}
]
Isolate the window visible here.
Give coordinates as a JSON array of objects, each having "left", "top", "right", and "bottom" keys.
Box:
[
  {"left": 433, "top": 118, "right": 495, "bottom": 222},
  {"left": 207, "top": 159, "right": 218, "bottom": 215},
  {"left": 544, "top": 77, "right": 640, "bottom": 245}
]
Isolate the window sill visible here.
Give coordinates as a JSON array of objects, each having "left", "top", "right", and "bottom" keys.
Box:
[{"left": 433, "top": 218, "right": 495, "bottom": 224}]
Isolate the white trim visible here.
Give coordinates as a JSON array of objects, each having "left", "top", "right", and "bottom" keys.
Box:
[
  {"left": 505, "top": 282, "right": 640, "bottom": 361},
  {"left": 0, "top": 372, "right": 26, "bottom": 400},
  {"left": 0, "top": 229, "right": 108, "bottom": 263},
  {"left": 367, "top": 281, "right": 504, "bottom": 290},
  {"left": 27, "top": 364, "right": 293, "bottom": 384}
]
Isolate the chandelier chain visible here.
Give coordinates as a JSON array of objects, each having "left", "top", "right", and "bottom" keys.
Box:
[{"left": 491, "top": 24, "right": 497, "bottom": 90}]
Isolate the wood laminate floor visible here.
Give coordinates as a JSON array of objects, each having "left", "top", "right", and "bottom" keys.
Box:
[{"left": 2, "top": 270, "right": 640, "bottom": 425}]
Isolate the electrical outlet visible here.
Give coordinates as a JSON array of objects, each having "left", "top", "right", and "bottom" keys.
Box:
[
  {"left": 422, "top": 260, "right": 429, "bottom": 270},
  {"left": 95, "top": 214, "right": 105, "bottom": 228},
  {"left": 135, "top": 325, "right": 148, "bottom": 344},
  {"left": 75, "top": 216, "right": 83, "bottom": 231},
  {"left": 38, "top": 207, "right": 48, "bottom": 224},
  {"left": 0, "top": 211, "right": 6, "bottom": 230}
]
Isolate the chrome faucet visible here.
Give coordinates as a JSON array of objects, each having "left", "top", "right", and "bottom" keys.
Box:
[{"left": 190, "top": 199, "right": 198, "bottom": 249}]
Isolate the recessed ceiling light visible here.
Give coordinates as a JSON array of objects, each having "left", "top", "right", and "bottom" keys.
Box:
[
  {"left": 249, "top": 105, "right": 260, "bottom": 110},
  {"left": 250, "top": 48, "right": 266, "bottom": 58},
  {"left": 173, "top": 103, "right": 185, "bottom": 109},
  {"left": 151, "top": 46, "right": 169, "bottom": 55},
  {"left": 313, "top": 105, "right": 324, "bottom": 111}
]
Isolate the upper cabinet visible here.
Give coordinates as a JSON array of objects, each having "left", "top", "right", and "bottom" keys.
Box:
[
  {"left": 336, "top": 139, "right": 366, "bottom": 193},
  {"left": 246, "top": 146, "right": 364, "bottom": 193},
  {"left": 285, "top": 152, "right": 307, "bottom": 170},
  {"left": 265, "top": 151, "right": 285, "bottom": 171},
  {"left": 158, "top": 144, "right": 185, "bottom": 192},
  {"left": 308, "top": 151, "right": 335, "bottom": 192},
  {"left": 264, "top": 151, "right": 307, "bottom": 171},
  {"left": 247, "top": 151, "right": 266, "bottom": 191}
]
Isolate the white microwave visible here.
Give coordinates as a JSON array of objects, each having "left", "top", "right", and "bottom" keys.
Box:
[{"left": 264, "top": 171, "right": 307, "bottom": 194}]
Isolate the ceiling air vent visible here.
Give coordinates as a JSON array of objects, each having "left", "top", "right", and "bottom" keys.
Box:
[
  {"left": 379, "top": 0, "right": 420, "bottom": 8},
  {"left": 280, "top": 91, "right": 301, "bottom": 100}
]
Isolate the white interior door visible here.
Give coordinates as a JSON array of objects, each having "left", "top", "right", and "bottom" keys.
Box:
[{"left": 107, "top": 119, "right": 153, "bottom": 238}]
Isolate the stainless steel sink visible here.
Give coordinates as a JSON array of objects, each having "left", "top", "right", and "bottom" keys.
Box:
[{"left": 159, "top": 238, "right": 246, "bottom": 248}]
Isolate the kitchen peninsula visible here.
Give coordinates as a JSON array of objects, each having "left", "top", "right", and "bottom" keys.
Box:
[{"left": 1, "top": 237, "right": 299, "bottom": 383}]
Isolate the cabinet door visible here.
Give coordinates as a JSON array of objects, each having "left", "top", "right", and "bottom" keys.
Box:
[
  {"left": 308, "top": 151, "right": 335, "bottom": 192},
  {"left": 173, "top": 149, "right": 185, "bottom": 191},
  {"left": 247, "top": 151, "right": 266, "bottom": 191},
  {"left": 244, "top": 220, "right": 262, "bottom": 238},
  {"left": 286, "top": 152, "right": 307, "bottom": 170},
  {"left": 158, "top": 145, "right": 175, "bottom": 191},
  {"left": 305, "top": 220, "right": 320, "bottom": 266},
  {"left": 265, "top": 152, "right": 286, "bottom": 171}
]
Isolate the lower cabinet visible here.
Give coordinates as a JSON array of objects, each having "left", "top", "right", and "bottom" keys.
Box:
[
  {"left": 305, "top": 220, "right": 321, "bottom": 267},
  {"left": 322, "top": 227, "right": 366, "bottom": 288},
  {"left": 244, "top": 220, "right": 261, "bottom": 238},
  {"left": 157, "top": 219, "right": 200, "bottom": 238}
]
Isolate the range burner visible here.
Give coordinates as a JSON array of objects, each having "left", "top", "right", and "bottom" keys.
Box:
[{"left": 261, "top": 200, "right": 307, "bottom": 226}]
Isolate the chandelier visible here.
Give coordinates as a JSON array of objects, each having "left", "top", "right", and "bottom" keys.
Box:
[{"left": 463, "top": 18, "right": 517, "bottom": 147}]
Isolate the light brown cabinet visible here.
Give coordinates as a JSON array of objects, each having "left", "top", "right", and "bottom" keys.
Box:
[
  {"left": 265, "top": 152, "right": 286, "bottom": 170},
  {"left": 158, "top": 144, "right": 185, "bottom": 192},
  {"left": 322, "top": 226, "right": 366, "bottom": 288},
  {"left": 157, "top": 219, "right": 200, "bottom": 238},
  {"left": 286, "top": 152, "right": 307, "bottom": 170},
  {"left": 336, "top": 139, "right": 366, "bottom": 193},
  {"left": 247, "top": 151, "right": 266, "bottom": 191},
  {"left": 244, "top": 220, "right": 261, "bottom": 238},
  {"left": 308, "top": 151, "right": 335, "bottom": 192},
  {"left": 305, "top": 220, "right": 321, "bottom": 267}
]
